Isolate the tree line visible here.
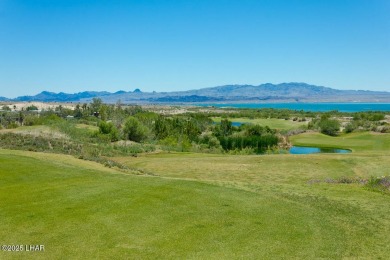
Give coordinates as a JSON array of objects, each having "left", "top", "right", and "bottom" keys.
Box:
[{"left": 1, "top": 99, "right": 389, "bottom": 154}]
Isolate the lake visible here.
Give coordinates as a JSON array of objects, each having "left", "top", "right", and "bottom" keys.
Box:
[
  {"left": 289, "top": 146, "right": 351, "bottom": 154},
  {"left": 199, "top": 103, "right": 390, "bottom": 112}
]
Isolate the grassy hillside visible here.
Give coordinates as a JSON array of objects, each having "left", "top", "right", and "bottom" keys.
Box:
[
  {"left": 0, "top": 150, "right": 344, "bottom": 258},
  {"left": 1, "top": 134, "right": 390, "bottom": 258},
  {"left": 111, "top": 132, "right": 390, "bottom": 258}
]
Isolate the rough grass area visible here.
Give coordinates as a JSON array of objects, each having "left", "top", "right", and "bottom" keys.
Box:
[
  {"left": 114, "top": 132, "right": 390, "bottom": 186},
  {"left": 0, "top": 126, "right": 155, "bottom": 168},
  {"left": 2, "top": 131, "right": 390, "bottom": 258},
  {"left": 1, "top": 149, "right": 390, "bottom": 258},
  {"left": 211, "top": 117, "right": 307, "bottom": 130},
  {"left": 0, "top": 150, "right": 358, "bottom": 258}
]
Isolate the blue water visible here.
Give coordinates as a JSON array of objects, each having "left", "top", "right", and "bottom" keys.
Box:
[
  {"left": 198, "top": 103, "right": 390, "bottom": 112},
  {"left": 213, "top": 122, "right": 244, "bottom": 127},
  {"left": 289, "top": 146, "right": 351, "bottom": 154}
]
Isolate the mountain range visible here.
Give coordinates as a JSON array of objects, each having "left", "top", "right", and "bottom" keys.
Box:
[{"left": 2, "top": 83, "right": 390, "bottom": 103}]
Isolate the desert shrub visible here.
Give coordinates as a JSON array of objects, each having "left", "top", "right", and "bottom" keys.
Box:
[
  {"left": 7, "top": 122, "right": 19, "bottom": 129},
  {"left": 112, "top": 143, "right": 155, "bottom": 154},
  {"left": 178, "top": 136, "right": 192, "bottom": 152},
  {"left": 159, "top": 135, "right": 192, "bottom": 152},
  {"left": 198, "top": 132, "right": 222, "bottom": 149},
  {"left": 0, "top": 133, "right": 82, "bottom": 154},
  {"left": 227, "top": 147, "right": 256, "bottom": 155},
  {"left": 283, "top": 128, "right": 306, "bottom": 136},
  {"left": 365, "top": 176, "right": 390, "bottom": 193},
  {"left": 77, "top": 117, "right": 99, "bottom": 125},
  {"left": 98, "top": 121, "right": 112, "bottom": 134},
  {"left": 354, "top": 112, "right": 385, "bottom": 121},
  {"left": 159, "top": 136, "right": 178, "bottom": 151},
  {"left": 123, "top": 116, "right": 148, "bottom": 142},
  {"left": 26, "top": 105, "right": 38, "bottom": 111},
  {"left": 109, "top": 127, "right": 120, "bottom": 142},
  {"left": 319, "top": 119, "right": 340, "bottom": 136},
  {"left": 98, "top": 121, "right": 120, "bottom": 141},
  {"left": 23, "top": 114, "right": 44, "bottom": 126},
  {"left": 41, "top": 114, "right": 63, "bottom": 124},
  {"left": 93, "top": 133, "right": 112, "bottom": 143},
  {"left": 344, "top": 122, "right": 357, "bottom": 133},
  {"left": 337, "top": 177, "right": 357, "bottom": 184},
  {"left": 380, "top": 126, "right": 390, "bottom": 133},
  {"left": 154, "top": 116, "right": 171, "bottom": 140}
]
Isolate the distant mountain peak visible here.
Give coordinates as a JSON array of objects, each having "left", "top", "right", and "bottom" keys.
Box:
[
  {"left": 4, "top": 82, "right": 390, "bottom": 103},
  {"left": 40, "top": 91, "right": 56, "bottom": 95}
]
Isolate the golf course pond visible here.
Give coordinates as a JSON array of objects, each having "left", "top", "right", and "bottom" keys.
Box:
[{"left": 289, "top": 146, "right": 351, "bottom": 154}]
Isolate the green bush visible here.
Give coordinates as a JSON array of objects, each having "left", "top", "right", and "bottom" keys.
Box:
[
  {"left": 199, "top": 132, "right": 222, "bottom": 149},
  {"left": 354, "top": 112, "right": 385, "bottom": 121},
  {"left": 7, "top": 122, "right": 19, "bottom": 129},
  {"left": 344, "top": 123, "right": 356, "bottom": 133},
  {"left": 41, "top": 114, "right": 63, "bottom": 124},
  {"left": 98, "top": 121, "right": 120, "bottom": 142},
  {"left": 319, "top": 119, "right": 340, "bottom": 136},
  {"left": 23, "top": 115, "right": 43, "bottom": 126},
  {"left": 159, "top": 136, "right": 178, "bottom": 151},
  {"left": 26, "top": 105, "right": 39, "bottom": 111},
  {"left": 158, "top": 135, "right": 192, "bottom": 152},
  {"left": 123, "top": 116, "right": 148, "bottom": 142},
  {"left": 219, "top": 134, "right": 278, "bottom": 154}
]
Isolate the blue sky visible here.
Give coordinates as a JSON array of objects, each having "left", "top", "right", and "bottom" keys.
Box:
[{"left": 0, "top": 0, "right": 389, "bottom": 97}]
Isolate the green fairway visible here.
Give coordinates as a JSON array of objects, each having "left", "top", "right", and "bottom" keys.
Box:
[
  {"left": 1, "top": 145, "right": 390, "bottom": 258},
  {"left": 290, "top": 131, "right": 390, "bottom": 153},
  {"left": 211, "top": 117, "right": 307, "bottom": 130}
]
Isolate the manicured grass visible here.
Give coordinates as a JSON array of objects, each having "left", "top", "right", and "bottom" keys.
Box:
[
  {"left": 290, "top": 131, "right": 390, "bottom": 153},
  {"left": 211, "top": 117, "right": 307, "bottom": 130},
  {"left": 112, "top": 132, "right": 390, "bottom": 258},
  {"left": 0, "top": 151, "right": 362, "bottom": 259},
  {"left": 2, "top": 132, "right": 390, "bottom": 258}
]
